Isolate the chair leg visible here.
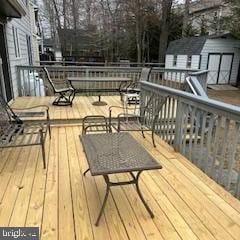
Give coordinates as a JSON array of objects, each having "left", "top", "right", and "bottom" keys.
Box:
[
  {"left": 40, "top": 129, "right": 46, "bottom": 169},
  {"left": 70, "top": 90, "right": 76, "bottom": 107},
  {"left": 152, "top": 131, "right": 156, "bottom": 148},
  {"left": 83, "top": 168, "right": 90, "bottom": 176},
  {"left": 141, "top": 126, "right": 145, "bottom": 138},
  {"left": 48, "top": 125, "right": 51, "bottom": 139}
]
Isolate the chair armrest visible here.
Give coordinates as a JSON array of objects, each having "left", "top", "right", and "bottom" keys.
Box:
[
  {"left": 109, "top": 105, "right": 125, "bottom": 111},
  {"left": 12, "top": 105, "right": 50, "bottom": 122},
  {"left": 117, "top": 113, "right": 139, "bottom": 118},
  {"left": 83, "top": 124, "right": 109, "bottom": 134},
  {"left": 12, "top": 105, "right": 49, "bottom": 111},
  {"left": 68, "top": 80, "right": 76, "bottom": 90},
  {"left": 109, "top": 105, "right": 145, "bottom": 112},
  {"left": 119, "top": 81, "right": 133, "bottom": 91}
]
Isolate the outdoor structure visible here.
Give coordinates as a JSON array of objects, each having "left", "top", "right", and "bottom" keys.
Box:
[
  {"left": 189, "top": 0, "right": 230, "bottom": 35},
  {"left": 0, "top": 0, "right": 41, "bottom": 102},
  {"left": 41, "top": 38, "right": 62, "bottom": 62},
  {"left": 29, "top": 1, "right": 42, "bottom": 64},
  {"left": 165, "top": 34, "right": 240, "bottom": 85},
  {"left": 58, "top": 29, "right": 104, "bottom": 62}
]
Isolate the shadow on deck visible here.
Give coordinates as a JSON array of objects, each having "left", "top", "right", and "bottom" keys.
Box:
[{"left": 12, "top": 96, "right": 124, "bottom": 124}]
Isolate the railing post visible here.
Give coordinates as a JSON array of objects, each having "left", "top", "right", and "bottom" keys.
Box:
[
  {"left": 17, "top": 66, "right": 23, "bottom": 97},
  {"left": 173, "top": 98, "right": 184, "bottom": 151}
]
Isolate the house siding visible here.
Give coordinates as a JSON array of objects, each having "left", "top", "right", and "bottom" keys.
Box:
[
  {"left": 200, "top": 38, "right": 240, "bottom": 84},
  {"left": 29, "top": 2, "right": 40, "bottom": 64},
  {"left": 165, "top": 54, "right": 200, "bottom": 70},
  {"left": 5, "top": 2, "right": 34, "bottom": 98}
]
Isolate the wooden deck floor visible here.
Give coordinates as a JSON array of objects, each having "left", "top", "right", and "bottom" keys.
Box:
[
  {"left": 0, "top": 126, "right": 240, "bottom": 240},
  {"left": 12, "top": 96, "right": 124, "bottom": 121}
]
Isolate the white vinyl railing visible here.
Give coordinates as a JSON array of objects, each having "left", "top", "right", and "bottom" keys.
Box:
[
  {"left": 16, "top": 65, "right": 208, "bottom": 97},
  {"left": 141, "top": 81, "right": 240, "bottom": 198}
]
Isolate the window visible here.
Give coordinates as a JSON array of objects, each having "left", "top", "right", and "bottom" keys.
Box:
[
  {"left": 187, "top": 55, "right": 192, "bottom": 68},
  {"left": 26, "top": 35, "right": 33, "bottom": 65},
  {"left": 173, "top": 55, "right": 177, "bottom": 66},
  {"left": 12, "top": 26, "right": 21, "bottom": 58}
]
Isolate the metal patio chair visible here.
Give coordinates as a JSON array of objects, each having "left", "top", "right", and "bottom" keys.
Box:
[
  {"left": 0, "top": 96, "right": 50, "bottom": 169},
  {"left": 120, "top": 67, "right": 152, "bottom": 103},
  {"left": 109, "top": 94, "right": 168, "bottom": 147},
  {"left": 82, "top": 115, "right": 110, "bottom": 134},
  {"left": 43, "top": 67, "right": 76, "bottom": 106},
  {"left": 82, "top": 115, "right": 109, "bottom": 176}
]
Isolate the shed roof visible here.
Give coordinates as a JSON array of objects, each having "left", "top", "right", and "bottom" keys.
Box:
[{"left": 166, "top": 36, "right": 207, "bottom": 55}]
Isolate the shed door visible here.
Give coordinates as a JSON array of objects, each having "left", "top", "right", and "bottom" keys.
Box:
[
  {"left": 207, "top": 53, "right": 233, "bottom": 84},
  {"left": 207, "top": 54, "right": 221, "bottom": 84},
  {"left": 218, "top": 54, "right": 233, "bottom": 84}
]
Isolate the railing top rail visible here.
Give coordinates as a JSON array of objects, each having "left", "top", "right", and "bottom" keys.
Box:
[
  {"left": 37, "top": 61, "right": 165, "bottom": 67},
  {"left": 16, "top": 65, "right": 200, "bottom": 72},
  {"left": 141, "top": 81, "right": 240, "bottom": 120},
  {"left": 189, "top": 70, "right": 209, "bottom": 75}
]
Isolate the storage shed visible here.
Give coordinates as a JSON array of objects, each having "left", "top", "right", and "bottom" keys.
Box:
[{"left": 165, "top": 34, "right": 240, "bottom": 85}]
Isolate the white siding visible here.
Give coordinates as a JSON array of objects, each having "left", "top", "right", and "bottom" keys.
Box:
[
  {"left": 165, "top": 55, "right": 173, "bottom": 68},
  {"left": 191, "top": 55, "right": 200, "bottom": 69},
  {"left": 165, "top": 54, "right": 200, "bottom": 70},
  {"left": 29, "top": 3, "right": 40, "bottom": 64},
  {"left": 5, "top": 1, "right": 40, "bottom": 98},
  {"left": 176, "top": 55, "right": 188, "bottom": 68},
  {"left": 200, "top": 38, "right": 240, "bottom": 84}
]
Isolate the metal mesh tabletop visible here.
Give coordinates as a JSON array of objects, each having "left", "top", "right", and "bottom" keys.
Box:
[{"left": 80, "top": 132, "right": 162, "bottom": 176}]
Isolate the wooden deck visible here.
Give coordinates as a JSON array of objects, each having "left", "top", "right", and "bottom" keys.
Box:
[
  {"left": 12, "top": 96, "right": 125, "bottom": 122},
  {"left": 0, "top": 125, "right": 240, "bottom": 240}
]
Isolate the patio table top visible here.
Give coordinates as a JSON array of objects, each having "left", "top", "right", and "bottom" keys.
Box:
[{"left": 80, "top": 132, "right": 162, "bottom": 176}]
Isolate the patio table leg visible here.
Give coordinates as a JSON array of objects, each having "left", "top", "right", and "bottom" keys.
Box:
[
  {"left": 95, "top": 175, "right": 110, "bottom": 226},
  {"left": 135, "top": 171, "right": 154, "bottom": 218},
  {"left": 83, "top": 168, "right": 90, "bottom": 176},
  {"left": 92, "top": 95, "right": 107, "bottom": 106},
  {"left": 95, "top": 172, "right": 154, "bottom": 226}
]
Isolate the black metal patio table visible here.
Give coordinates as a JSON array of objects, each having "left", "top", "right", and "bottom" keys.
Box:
[
  {"left": 80, "top": 132, "right": 162, "bottom": 226},
  {"left": 68, "top": 77, "right": 131, "bottom": 106}
]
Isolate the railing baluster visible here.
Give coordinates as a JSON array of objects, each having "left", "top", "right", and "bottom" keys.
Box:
[
  {"left": 188, "top": 107, "right": 197, "bottom": 161},
  {"left": 192, "top": 110, "right": 200, "bottom": 166},
  {"left": 204, "top": 115, "right": 215, "bottom": 173},
  {"left": 170, "top": 98, "right": 176, "bottom": 145},
  {"left": 225, "top": 122, "right": 240, "bottom": 190},
  {"left": 182, "top": 104, "right": 189, "bottom": 155},
  {"left": 198, "top": 111, "right": 207, "bottom": 169},
  {"left": 209, "top": 116, "right": 222, "bottom": 177},
  {"left": 217, "top": 118, "right": 230, "bottom": 185}
]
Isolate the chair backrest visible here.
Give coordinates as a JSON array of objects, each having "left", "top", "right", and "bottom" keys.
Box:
[
  {"left": 43, "top": 67, "right": 70, "bottom": 92},
  {"left": 82, "top": 115, "right": 109, "bottom": 134},
  {"left": 0, "top": 96, "right": 17, "bottom": 136},
  {"left": 139, "top": 67, "right": 152, "bottom": 82},
  {"left": 141, "top": 94, "right": 168, "bottom": 124},
  {"left": 43, "top": 67, "right": 55, "bottom": 92}
]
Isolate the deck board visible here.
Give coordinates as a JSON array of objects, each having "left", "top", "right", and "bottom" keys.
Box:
[
  {"left": 1, "top": 126, "right": 240, "bottom": 240},
  {"left": 12, "top": 96, "right": 124, "bottom": 122},
  {"left": 1, "top": 96, "right": 240, "bottom": 240}
]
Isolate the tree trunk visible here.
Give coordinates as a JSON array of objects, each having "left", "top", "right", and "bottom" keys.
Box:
[
  {"left": 51, "top": 0, "right": 64, "bottom": 52},
  {"left": 158, "top": 0, "right": 173, "bottom": 63},
  {"left": 182, "top": 0, "right": 190, "bottom": 37},
  {"left": 136, "top": 18, "right": 142, "bottom": 63}
]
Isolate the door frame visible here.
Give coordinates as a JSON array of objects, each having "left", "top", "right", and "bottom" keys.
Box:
[
  {"left": 207, "top": 52, "right": 234, "bottom": 84},
  {"left": 0, "top": 20, "right": 13, "bottom": 101}
]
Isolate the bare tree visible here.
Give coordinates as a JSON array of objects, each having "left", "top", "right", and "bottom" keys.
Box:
[
  {"left": 158, "top": 0, "right": 173, "bottom": 63},
  {"left": 182, "top": 0, "right": 190, "bottom": 37}
]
